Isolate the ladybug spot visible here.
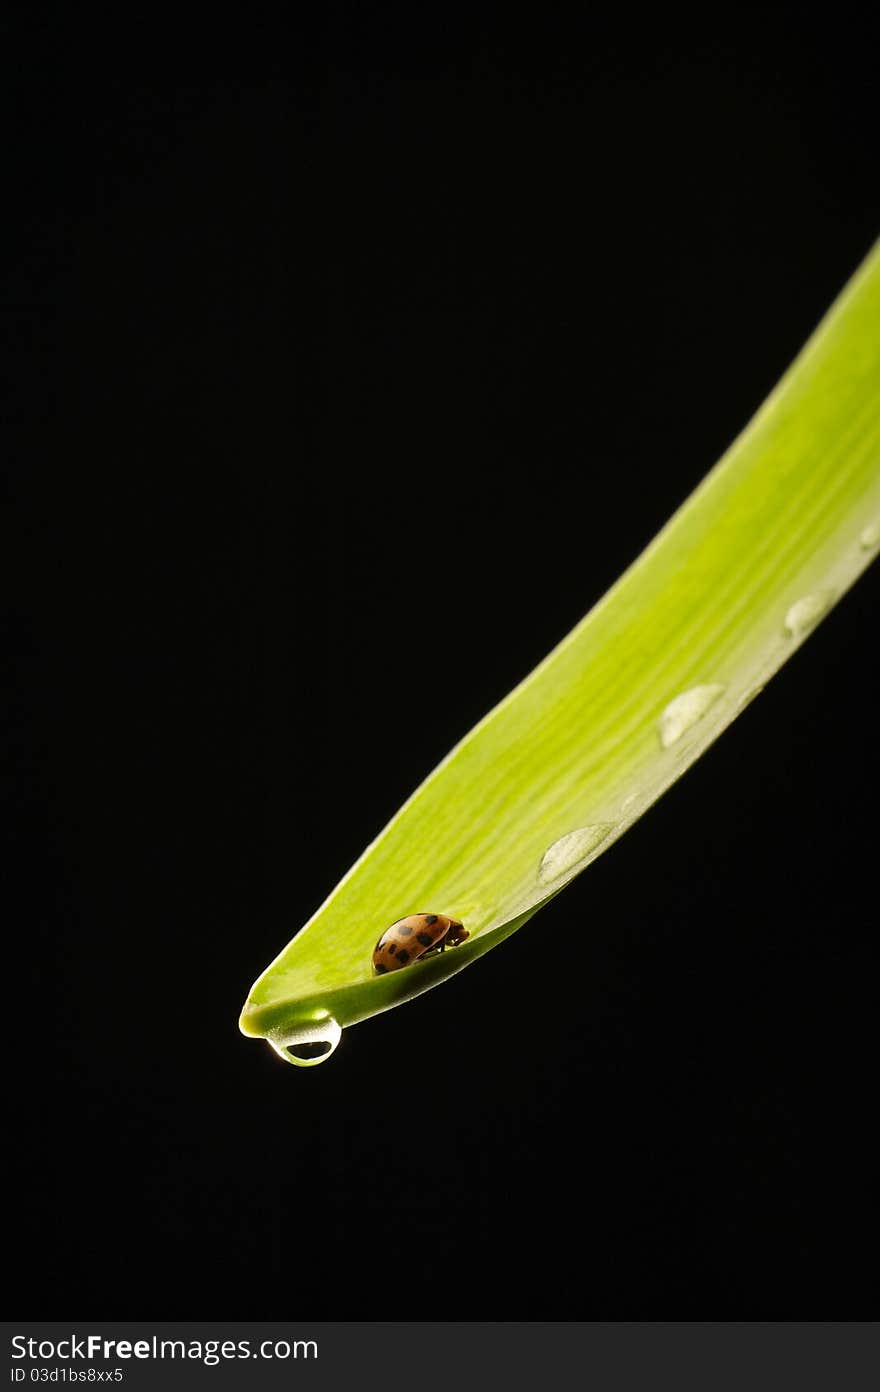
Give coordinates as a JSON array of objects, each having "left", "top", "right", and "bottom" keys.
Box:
[
  {"left": 397, "top": 923, "right": 414, "bottom": 936},
  {"left": 424, "top": 914, "right": 438, "bottom": 925},
  {"left": 417, "top": 932, "right": 433, "bottom": 947},
  {"left": 374, "top": 963, "right": 388, "bottom": 974},
  {"left": 396, "top": 948, "right": 410, "bottom": 963}
]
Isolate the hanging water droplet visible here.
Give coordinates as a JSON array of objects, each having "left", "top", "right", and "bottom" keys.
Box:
[
  {"left": 539, "top": 823, "right": 615, "bottom": 883},
  {"left": 783, "top": 590, "right": 834, "bottom": 638},
  {"left": 268, "top": 1012, "right": 342, "bottom": 1068},
  {"left": 859, "top": 519, "right": 880, "bottom": 551},
  {"left": 658, "top": 684, "right": 725, "bottom": 748}
]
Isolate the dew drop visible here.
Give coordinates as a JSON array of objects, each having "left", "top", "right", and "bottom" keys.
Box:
[
  {"left": 735, "top": 684, "right": 765, "bottom": 715},
  {"left": 268, "top": 1012, "right": 342, "bottom": 1068},
  {"left": 539, "top": 823, "right": 615, "bottom": 883},
  {"left": 859, "top": 519, "right": 880, "bottom": 551},
  {"left": 658, "top": 684, "right": 726, "bottom": 748},
  {"left": 783, "top": 590, "right": 834, "bottom": 639}
]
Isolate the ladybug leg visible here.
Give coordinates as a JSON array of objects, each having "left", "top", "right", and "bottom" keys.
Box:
[
  {"left": 445, "top": 924, "right": 469, "bottom": 948},
  {"left": 439, "top": 928, "right": 469, "bottom": 952},
  {"left": 424, "top": 936, "right": 454, "bottom": 958}
]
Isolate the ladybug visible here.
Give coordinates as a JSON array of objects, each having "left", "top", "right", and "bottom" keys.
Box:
[{"left": 373, "top": 913, "right": 469, "bottom": 975}]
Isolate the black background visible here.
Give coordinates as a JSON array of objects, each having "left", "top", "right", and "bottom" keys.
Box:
[{"left": 5, "top": 8, "right": 879, "bottom": 1318}]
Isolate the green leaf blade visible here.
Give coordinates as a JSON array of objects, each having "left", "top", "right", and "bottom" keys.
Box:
[{"left": 240, "top": 243, "right": 880, "bottom": 1064}]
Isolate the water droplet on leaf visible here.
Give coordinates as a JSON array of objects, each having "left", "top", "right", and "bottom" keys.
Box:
[
  {"left": 539, "top": 823, "right": 615, "bottom": 883},
  {"left": 735, "top": 684, "right": 765, "bottom": 715},
  {"left": 658, "top": 684, "right": 725, "bottom": 748},
  {"left": 859, "top": 519, "right": 880, "bottom": 551},
  {"left": 783, "top": 590, "right": 833, "bottom": 638}
]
